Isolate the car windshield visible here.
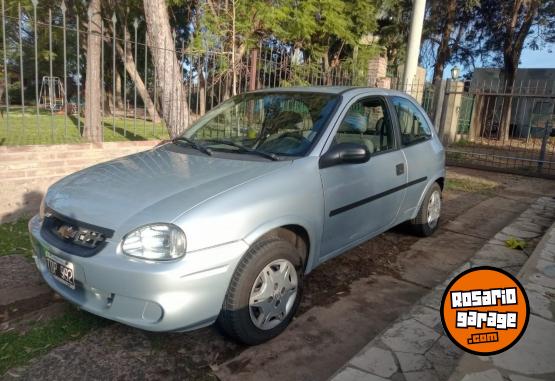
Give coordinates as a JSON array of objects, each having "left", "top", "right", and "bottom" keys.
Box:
[{"left": 181, "top": 92, "right": 339, "bottom": 157}]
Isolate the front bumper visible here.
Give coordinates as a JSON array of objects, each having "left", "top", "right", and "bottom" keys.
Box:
[{"left": 29, "top": 215, "right": 249, "bottom": 332}]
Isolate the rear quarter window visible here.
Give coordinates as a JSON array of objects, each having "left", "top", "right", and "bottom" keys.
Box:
[{"left": 391, "top": 97, "right": 432, "bottom": 147}]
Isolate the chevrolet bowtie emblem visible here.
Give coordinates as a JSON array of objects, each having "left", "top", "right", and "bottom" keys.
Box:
[{"left": 57, "top": 225, "right": 77, "bottom": 240}]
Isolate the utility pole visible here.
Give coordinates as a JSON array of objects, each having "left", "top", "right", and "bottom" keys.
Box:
[{"left": 402, "top": 0, "right": 426, "bottom": 90}]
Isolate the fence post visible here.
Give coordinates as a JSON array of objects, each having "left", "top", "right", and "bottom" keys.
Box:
[
  {"left": 438, "top": 79, "right": 464, "bottom": 144},
  {"left": 538, "top": 120, "right": 553, "bottom": 173}
]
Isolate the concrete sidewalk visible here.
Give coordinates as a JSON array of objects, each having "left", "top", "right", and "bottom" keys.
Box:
[
  {"left": 448, "top": 219, "right": 555, "bottom": 381},
  {"left": 330, "top": 197, "right": 555, "bottom": 381}
]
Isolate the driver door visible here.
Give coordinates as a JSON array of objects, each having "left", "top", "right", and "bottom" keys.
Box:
[{"left": 319, "top": 96, "right": 407, "bottom": 259}]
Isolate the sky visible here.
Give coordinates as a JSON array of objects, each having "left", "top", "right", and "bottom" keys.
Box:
[
  {"left": 439, "top": 43, "right": 555, "bottom": 80},
  {"left": 520, "top": 45, "right": 555, "bottom": 68}
]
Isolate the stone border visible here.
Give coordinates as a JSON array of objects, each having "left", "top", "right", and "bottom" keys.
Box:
[{"left": 330, "top": 197, "right": 555, "bottom": 381}]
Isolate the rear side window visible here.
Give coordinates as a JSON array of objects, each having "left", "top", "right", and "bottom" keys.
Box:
[{"left": 391, "top": 97, "right": 432, "bottom": 146}]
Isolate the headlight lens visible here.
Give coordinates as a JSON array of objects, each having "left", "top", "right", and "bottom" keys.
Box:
[{"left": 121, "top": 224, "right": 186, "bottom": 261}]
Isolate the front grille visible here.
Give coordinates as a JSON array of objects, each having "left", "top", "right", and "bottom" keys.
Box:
[{"left": 41, "top": 208, "right": 114, "bottom": 257}]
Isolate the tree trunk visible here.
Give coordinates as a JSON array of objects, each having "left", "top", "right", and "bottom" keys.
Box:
[
  {"left": 115, "top": 70, "right": 123, "bottom": 109},
  {"left": 231, "top": 0, "right": 237, "bottom": 96},
  {"left": 249, "top": 48, "right": 258, "bottom": 91},
  {"left": 199, "top": 70, "right": 206, "bottom": 115},
  {"left": 432, "top": 0, "right": 456, "bottom": 84},
  {"left": 112, "top": 25, "right": 161, "bottom": 123},
  {"left": 144, "top": 0, "right": 189, "bottom": 137},
  {"left": 498, "top": 0, "right": 539, "bottom": 141},
  {"left": 83, "top": 0, "right": 102, "bottom": 142}
]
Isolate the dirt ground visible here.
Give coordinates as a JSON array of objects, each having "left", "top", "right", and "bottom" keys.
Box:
[{"left": 4, "top": 167, "right": 555, "bottom": 381}]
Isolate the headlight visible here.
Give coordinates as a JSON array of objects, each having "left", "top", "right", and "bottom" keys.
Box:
[{"left": 121, "top": 224, "right": 186, "bottom": 261}]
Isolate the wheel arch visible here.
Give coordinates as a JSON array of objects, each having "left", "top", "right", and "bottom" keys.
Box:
[
  {"left": 243, "top": 217, "right": 319, "bottom": 273},
  {"left": 411, "top": 173, "right": 445, "bottom": 220}
]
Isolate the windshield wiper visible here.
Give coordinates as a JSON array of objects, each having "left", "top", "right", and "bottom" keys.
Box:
[
  {"left": 172, "top": 137, "right": 213, "bottom": 156},
  {"left": 204, "top": 139, "right": 279, "bottom": 161}
]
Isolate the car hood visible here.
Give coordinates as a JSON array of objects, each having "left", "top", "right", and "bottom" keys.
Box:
[{"left": 46, "top": 144, "right": 290, "bottom": 232}]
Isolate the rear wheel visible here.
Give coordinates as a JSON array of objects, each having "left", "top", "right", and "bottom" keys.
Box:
[
  {"left": 217, "top": 238, "right": 304, "bottom": 345},
  {"left": 410, "top": 182, "right": 442, "bottom": 237}
]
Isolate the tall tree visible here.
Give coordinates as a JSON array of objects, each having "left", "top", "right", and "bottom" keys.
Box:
[
  {"left": 83, "top": 0, "right": 102, "bottom": 142},
  {"left": 474, "top": 0, "right": 555, "bottom": 139},
  {"left": 423, "top": 0, "right": 478, "bottom": 83},
  {"left": 144, "top": 0, "right": 189, "bottom": 137}
]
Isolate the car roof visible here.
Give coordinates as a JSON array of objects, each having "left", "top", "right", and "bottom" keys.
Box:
[{"left": 250, "top": 86, "right": 411, "bottom": 98}]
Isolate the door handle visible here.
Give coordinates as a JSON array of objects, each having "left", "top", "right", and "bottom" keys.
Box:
[{"left": 396, "top": 163, "right": 405, "bottom": 176}]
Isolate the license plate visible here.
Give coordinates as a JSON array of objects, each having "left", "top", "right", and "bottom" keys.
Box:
[{"left": 45, "top": 252, "right": 75, "bottom": 289}]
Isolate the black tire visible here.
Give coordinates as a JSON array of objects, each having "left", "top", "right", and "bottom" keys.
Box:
[
  {"left": 410, "top": 182, "right": 442, "bottom": 237},
  {"left": 217, "top": 238, "right": 304, "bottom": 345}
]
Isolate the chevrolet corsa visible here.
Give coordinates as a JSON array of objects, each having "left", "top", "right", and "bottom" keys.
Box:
[{"left": 29, "top": 87, "right": 445, "bottom": 345}]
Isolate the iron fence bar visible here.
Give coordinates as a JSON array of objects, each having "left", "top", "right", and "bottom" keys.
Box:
[
  {"left": 153, "top": 56, "right": 156, "bottom": 135},
  {"left": 49, "top": 8, "right": 54, "bottom": 139},
  {"left": 61, "top": 0, "right": 67, "bottom": 137},
  {"left": 111, "top": 13, "right": 116, "bottom": 135},
  {"left": 2, "top": 0, "right": 10, "bottom": 130},
  {"left": 180, "top": 39, "right": 184, "bottom": 133},
  {"left": 76, "top": 14, "right": 81, "bottom": 135},
  {"left": 101, "top": 18, "right": 104, "bottom": 141},
  {"left": 32, "top": 0, "right": 38, "bottom": 132},
  {"left": 210, "top": 51, "right": 215, "bottom": 110},
  {"left": 18, "top": 2, "right": 24, "bottom": 131},
  {"left": 133, "top": 18, "right": 138, "bottom": 136},
  {"left": 245, "top": 49, "right": 250, "bottom": 94},
  {"left": 187, "top": 50, "right": 192, "bottom": 128},
  {"left": 86, "top": 7, "right": 92, "bottom": 141},
  {"left": 143, "top": 30, "right": 147, "bottom": 136},
  {"left": 123, "top": 26, "right": 127, "bottom": 136}
]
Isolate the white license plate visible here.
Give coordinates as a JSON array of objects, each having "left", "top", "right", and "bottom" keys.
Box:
[{"left": 45, "top": 252, "right": 75, "bottom": 289}]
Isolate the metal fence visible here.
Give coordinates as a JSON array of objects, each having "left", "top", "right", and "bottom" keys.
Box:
[
  {"left": 443, "top": 79, "right": 555, "bottom": 178},
  {"left": 0, "top": 1, "right": 377, "bottom": 146}
]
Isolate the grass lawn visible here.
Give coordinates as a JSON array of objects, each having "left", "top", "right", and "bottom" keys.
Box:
[
  {"left": 0, "top": 306, "right": 109, "bottom": 375},
  {"left": 445, "top": 177, "right": 498, "bottom": 195},
  {"left": 0, "top": 219, "right": 33, "bottom": 258},
  {"left": 0, "top": 111, "right": 169, "bottom": 146}
]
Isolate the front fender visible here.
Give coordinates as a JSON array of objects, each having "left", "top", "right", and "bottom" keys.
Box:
[{"left": 243, "top": 215, "right": 321, "bottom": 274}]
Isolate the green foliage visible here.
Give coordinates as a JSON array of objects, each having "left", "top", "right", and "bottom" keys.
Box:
[
  {"left": 0, "top": 218, "right": 32, "bottom": 257},
  {"left": 505, "top": 237, "right": 527, "bottom": 250}
]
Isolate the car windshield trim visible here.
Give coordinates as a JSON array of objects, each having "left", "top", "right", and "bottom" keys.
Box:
[
  {"left": 203, "top": 139, "right": 279, "bottom": 161},
  {"left": 172, "top": 137, "right": 213, "bottom": 156}
]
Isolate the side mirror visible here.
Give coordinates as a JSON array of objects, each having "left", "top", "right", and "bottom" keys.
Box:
[{"left": 319, "top": 142, "right": 371, "bottom": 169}]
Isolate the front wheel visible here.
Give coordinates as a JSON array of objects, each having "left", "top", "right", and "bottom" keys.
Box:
[
  {"left": 217, "top": 238, "right": 304, "bottom": 345},
  {"left": 410, "top": 182, "right": 442, "bottom": 237}
]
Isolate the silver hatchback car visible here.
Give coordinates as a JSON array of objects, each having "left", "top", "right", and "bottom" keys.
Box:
[{"left": 29, "top": 87, "right": 445, "bottom": 345}]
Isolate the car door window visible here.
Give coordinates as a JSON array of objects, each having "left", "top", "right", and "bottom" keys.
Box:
[
  {"left": 391, "top": 97, "right": 432, "bottom": 146},
  {"left": 332, "top": 97, "right": 395, "bottom": 154}
]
